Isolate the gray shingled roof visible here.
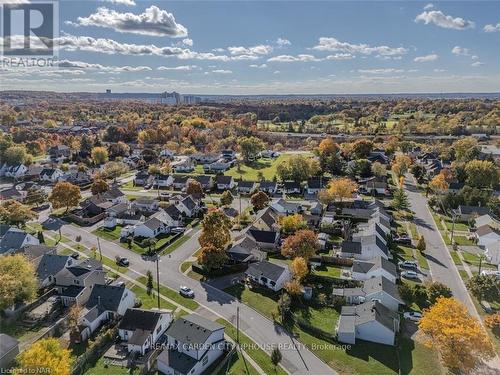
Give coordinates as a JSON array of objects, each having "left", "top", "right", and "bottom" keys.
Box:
[
  {"left": 36, "top": 254, "right": 70, "bottom": 280},
  {"left": 86, "top": 284, "right": 127, "bottom": 313},
  {"left": 246, "top": 261, "right": 287, "bottom": 282},
  {"left": 166, "top": 314, "right": 224, "bottom": 346},
  {"left": 352, "top": 257, "right": 397, "bottom": 278},
  {"left": 341, "top": 300, "right": 399, "bottom": 332},
  {"left": 362, "top": 276, "right": 402, "bottom": 302}
]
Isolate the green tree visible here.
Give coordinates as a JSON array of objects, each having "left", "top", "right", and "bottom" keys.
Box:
[
  {"left": 0, "top": 254, "right": 38, "bottom": 309},
  {"left": 199, "top": 208, "right": 231, "bottom": 250},
  {"left": 464, "top": 160, "right": 499, "bottom": 189},
  {"left": 392, "top": 188, "right": 410, "bottom": 210},
  {"left": 238, "top": 136, "right": 264, "bottom": 163},
  {"left": 466, "top": 275, "right": 499, "bottom": 301},
  {"left": 146, "top": 270, "right": 154, "bottom": 295},
  {"left": 427, "top": 281, "right": 453, "bottom": 305},
  {"left": 0, "top": 200, "right": 37, "bottom": 227},
  {"left": 91, "top": 178, "right": 109, "bottom": 196},
  {"left": 416, "top": 235, "right": 426, "bottom": 252},
  {"left": 3, "top": 145, "right": 31, "bottom": 165},
  {"left": 250, "top": 191, "right": 269, "bottom": 210},
  {"left": 91, "top": 146, "right": 109, "bottom": 165},
  {"left": 271, "top": 348, "right": 283, "bottom": 369},
  {"left": 220, "top": 190, "right": 233, "bottom": 207}
]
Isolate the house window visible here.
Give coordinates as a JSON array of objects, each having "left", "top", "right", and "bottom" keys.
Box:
[{"left": 202, "top": 356, "right": 208, "bottom": 366}]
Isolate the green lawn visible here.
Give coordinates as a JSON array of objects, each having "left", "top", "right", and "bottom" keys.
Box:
[
  {"left": 180, "top": 260, "right": 193, "bottom": 273},
  {"left": 453, "top": 236, "right": 474, "bottom": 246},
  {"left": 415, "top": 251, "right": 429, "bottom": 270},
  {"left": 396, "top": 245, "right": 415, "bottom": 261},
  {"left": 136, "top": 276, "right": 199, "bottom": 310},
  {"left": 294, "top": 306, "right": 339, "bottom": 332},
  {"left": 443, "top": 218, "right": 469, "bottom": 232},
  {"left": 216, "top": 350, "right": 259, "bottom": 375},
  {"left": 461, "top": 251, "right": 480, "bottom": 266},
  {"left": 217, "top": 319, "right": 287, "bottom": 375},
  {"left": 409, "top": 223, "right": 418, "bottom": 239},
  {"left": 160, "top": 234, "right": 190, "bottom": 255},
  {"left": 131, "top": 285, "right": 177, "bottom": 311},
  {"left": 225, "top": 153, "right": 311, "bottom": 181},
  {"left": 84, "top": 358, "right": 133, "bottom": 375},
  {"left": 224, "top": 284, "right": 278, "bottom": 319},
  {"left": 449, "top": 251, "right": 462, "bottom": 265},
  {"left": 399, "top": 336, "right": 444, "bottom": 375},
  {"left": 312, "top": 265, "right": 343, "bottom": 279},
  {"left": 92, "top": 226, "right": 122, "bottom": 241}
]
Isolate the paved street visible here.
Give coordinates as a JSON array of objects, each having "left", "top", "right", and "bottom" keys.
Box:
[
  {"left": 47, "top": 217, "right": 336, "bottom": 375},
  {"left": 403, "top": 174, "right": 479, "bottom": 318}
]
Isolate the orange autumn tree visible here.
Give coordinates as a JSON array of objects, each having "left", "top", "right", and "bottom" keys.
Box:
[
  {"left": 429, "top": 173, "right": 449, "bottom": 193},
  {"left": 418, "top": 297, "right": 494, "bottom": 372},
  {"left": 327, "top": 177, "right": 357, "bottom": 203},
  {"left": 281, "top": 229, "right": 319, "bottom": 259}
]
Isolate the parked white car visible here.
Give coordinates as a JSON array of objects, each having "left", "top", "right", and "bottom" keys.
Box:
[
  {"left": 401, "top": 270, "right": 419, "bottom": 279},
  {"left": 403, "top": 311, "right": 422, "bottom": 322},
  {"left": 398, "top": 260, "right": 418, "bottom": 270}
]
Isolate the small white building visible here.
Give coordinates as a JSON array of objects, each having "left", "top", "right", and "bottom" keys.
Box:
[
  {"left": 157, "top": 314, "right": 226, "bottom": 375},
  {"left": 245, "top": 261, "right": 291, "bottom": 292},
  {"left": 118, "top": 308, "right": 172, "bottom": 356},
  {"left": 336, "top": 301, "right": 400, "bottom": 346},
  {"left": 351, "top": 256, "right": 398, "bottom": 284},
  {"left": 3, "top": 164, "right": 28, "bottom": 179}
]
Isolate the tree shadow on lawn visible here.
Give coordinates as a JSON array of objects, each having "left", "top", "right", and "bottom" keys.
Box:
[{"left": 345, "top": 339, "right": 400, "bottom": 374}]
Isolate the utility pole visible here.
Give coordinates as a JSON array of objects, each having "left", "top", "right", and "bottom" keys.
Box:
[
  {"left": 156, "top": 255, "right": 161, "bottom": 310},
  {"left": 239, "top": 174, "right": 242, "bottom": 227},
  {"left": 97, "top": 237, "right": 103, "bottom": 261},
  {"left": 450, "top": 213, "right": 456, "bottom": 246},
  {"left": 236, "top": 306, "right": 240, "bottom": 344}
]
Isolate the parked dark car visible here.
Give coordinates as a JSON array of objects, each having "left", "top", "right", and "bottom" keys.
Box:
[
  {"left": 395, "top": 236, "right": 412, "bottom": 245},
  {"left": 116, "top": 257, "right": 129, "bottom": 267}
]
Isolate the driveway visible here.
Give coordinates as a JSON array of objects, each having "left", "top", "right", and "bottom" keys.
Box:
[{"left": 403, "top": 174, "right": 479, "bottom": 318}]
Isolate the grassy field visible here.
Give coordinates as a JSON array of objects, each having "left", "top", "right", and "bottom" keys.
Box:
[
  {"left": 225, "top": 153, "right": 311, "bottom": 181},
  {"left": 130, "top": 285, "right": 177, "bottom": 311},
  {"left": 312, "top": 264, "right": 343, "bottom": 279},
  {"left": 216, "top": 350, "right": 259, "bottom": 375},
  {"left": 83, "top": 358, "right": 133, "bottom": 375},
  {"left": 449, "top": 251, "right": 462, "bottom": 265},
  {"left": 224, "top": 284, "right": 278, "bottom": 319},
  {"left": 217, "top": 319, "right": 287, "bottom": 375},
  {"left": 136, "top": 276, "right": 199, "bottom": 310},
  {"left": 398, "top": 336, "right": 444, "bottom": 375}
]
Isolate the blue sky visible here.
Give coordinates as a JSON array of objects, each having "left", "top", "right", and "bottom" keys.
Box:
[{"left": 2, "top": 1, "right": 500, "bottom": 94}]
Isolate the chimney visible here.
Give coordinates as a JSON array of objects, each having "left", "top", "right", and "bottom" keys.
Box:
[{"left": 97, "top": 296, "right": 101, "bottom": 307}]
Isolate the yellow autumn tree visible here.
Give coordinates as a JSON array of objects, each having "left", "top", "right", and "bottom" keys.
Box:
[
  {"left": 429, "top": 173, "right": 449, "bottom": 193},
  {"left": 18, "top": 338, "right": 73, "bottom": 375},
  {"left": 327, "top": 177, "right": 357, "bottom": 203},
  {"left": 391, "top": 154, "right": 412, "bottom": 177},
  {"left": 290, "top": 256, "right": 309, "bottom": 282},
  {"left": 279, "top": 214, "right": 306, "bottom": 234},
  {"left": 418, "top": 297, "right": 494, "bottom": 372}
]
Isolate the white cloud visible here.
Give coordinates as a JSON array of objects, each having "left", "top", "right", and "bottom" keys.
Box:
[
  {"left": 212, "top": 69, "right": 232, "bottom": 74},
  {"left": 358, "top": 68, "right": 404, "bottom": 74},
  {"left": 182, "top": 38, "right": 193, "bottom": 47},
  {"left": 433, "top": 69, "right": 447, "bottom": 72},
  {"left": 326, "top": 53, "right": 355, "bottom": 60},
  {"left": 484, "top": 23, "right": 500, "bottom": 33},
  {"left": 55, "top": 34, "right": 231, "bottom": 61},
  {"left": 471, "top": 55, "right": 479, "bottom": 60},
  {"left": 451, "top": 46, "right": 471, "bottom": 56},
  {"left": 414, "top": 54, "right": 439, "bottom": 62},
  {"left": 273, "top": 71, "right": 280, "bottom": 74},
  {"left": 250, "top": 64, "right": 268, "bottom": 69},
  {"left": 423, "top": 3, "right": 434, "bottom": 10},
  {"left": 312, "top": 37, "right": 407, "bottom": 56},
  {"left": 98, "top": 0, "right": 136, "bottom": 6},
  {"left": 415, "top": 10, "right": 474, "bottom": 30},
  {"left": 227, "top": 45, "right": 273, "bottom": 56},
  {"left": 66, "top": 6, "right": 188, "bottom": 37},
  {"left": 57, "top": 59, "right": 151, "bottom": 72},
  {"left": 471, "top": 61, "right": 484, "bottom": 67},
  {"left": 157, "top": 65, "right": 197, "bottom": 71},
  {"left": 267, "top": 54, "right": 322, "bottom": 62},
  {"left": 276, "top": 38, "right": 291, "bottom": 47}
]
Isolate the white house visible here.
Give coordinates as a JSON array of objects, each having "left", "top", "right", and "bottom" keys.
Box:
[
  {"left": 0, "top": 228, "right": 39, "bottom": 255},
  {"left": 79, "top": 285, "right": 136, "bottom": 340},
  {"left": 351, "top": 256, "right": 398, "bottom": 284},
  {"left": 215, "top": 175, "right": 235, "bottom": 190},
  {"left": 484, "top": 241, "right": 500, "bottom": 265},
  {"left": 336, "top": 301, "right": 400, "bottom": 346},
  {"left": 174, "top": 196, "right": 200, "bottom": 218},
  {"left": 271, "top": 199, "right": 303, "bottom": 215},
  {"left": 155, "top": 174, "right": 174, "bottom": 188},
  {"left": 130, "top": 217, "right": 168, "bottom": 239},
  {"left": 476, "top": 225, "right": 500, "bottom": 248},
  {"left": 332, "top": 276, "right": 403, "bottom": 312},
  {"left": 245, "top": 261, "right": 291, "bottom": 292},
  {"left": 157, "top": 314, "right": 226, "bottom": 375},
  {"left": 4, "top": 164, "right": 28, "bottom": 179},
  {"left": 39, "top": 168, "right": 63, "bottom": 183},
  {"left": 118, "top": 309, "right": 172, "bottom": 355}
]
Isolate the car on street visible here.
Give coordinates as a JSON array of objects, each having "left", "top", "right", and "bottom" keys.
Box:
[
  {"left": 116, "top": 257, "right": 129, "bottom": 267},
  {"left": 403, "top": 311, "right": 422, "bottom": 322},
  {"left": 171, "top": 227, "right": 186, "bottom": 233},
  {"left": 70, "top": 252, "right": 80, "bottom": 260},
  {"left": 401, "top": 270, "right": 419, "bottom": 279},
  {"left": 398, "top": 260, "right": 418, "bottom": 270},
  {"left": 179, "top": 286, "right": 195, "bottom": 298}
]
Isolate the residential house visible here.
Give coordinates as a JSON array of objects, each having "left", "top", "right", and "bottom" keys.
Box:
[
  {"left": 172, "top": 158, "right": 194, "bottom": 173},
  {"left": 245, "top": 261, "right": 291, "bottom": 292},
  {"left": 455, "top": 205, "right": 490, "bottom": 222},
  {"left": 447, "top": 181, "right": 465, "bottom": 193},
  {"left": 134, "top": 171, "right": 151, "bottom": 186},
  {"left": 192, "top": 175, "right": 214, "bottom": 191},
  {"left": 157, "top": 314, "right": 225, "bottom": 375},
  {"left": 118, "top": 308, "right": 172, "bottom": 356},
  {"left": 133, "top": 196, "right": 159, "bottom": 212},
  {"left": 283, "top": 181, "right": 301, "bottom": 194},
  {"left": 332, "top": 275, "right": 404, "bottom": 311},
  {"left": 104, "top": 202, "right": 144, "bottom": 228},
  {"left": 368, "top": 151, "right": 389, "bottom": 165},
  {"left": 476, "top": 225, "right": 500, "bottom": 248},
  {"left": 259, "top": 181, "right": 278, "bottom": 195},
  {"left": 64, "top": 171, "right": 92, "bottom": 187},
  {"left": 155, "top": 174, "right": 174, "bottom": 188},
  {"left": 36, "top": 254, "right": 74, "bottom": 288},
  {"left": 351, "top": 256, "right": 398, "bottom": 284},
  {"left": 271, "top": 199, "right": 303, "bottom": 215},
  {"left": 16, "top": 244, "right": 57, "bottom": 265},
  {"left": 305, "top": 178, "right": 327, "bottom": 195},
  {"left": 130, "top": 217, "right": 168, "bottom": 239},
  {"left": 191, "top": 153, "right": 220, "bottom": 164},
  {"left": 237, "top": 180, "right": 258, "bottom": 194},
  {"left": 172, "top": 175, "right": 190, "bottom": 190},
  {"left": 49, "top": 145, "right": 71, "bottom": 160},
  {"left": 226, "top": 236, "right": 263, "bottom": 263},
  {"left": 4, "top": 164, "right": 28, "bottom": 179},
  {"left": 475, "top": 214, "right": 500, "bottom": 230},
  {"left": 0, "top": 187, "right": 26, "bottom": 201},
  {"left": 79, "top": 284, "right": 136, "bottom": 340},
  {"left": 247, "top": 228, "right": 280, "bottom": 251},
  {"left": 485, "top": 241, "right": 500, "bottom": 265},
  {"left": 25, "top": 165, "right": 44, "bottom": 181},
  {"left": 102, "top": 187, "right": 126, "bottom": 204},
  {"left": 221, "top": 149, "right": 236, "bottom": 161},
  {"left": 336, "top": 301, "right": 400, "bottom": 346},
  {"left": 252, "top": 207, "right": 280, "bottom": 232},
  {"left": 174, "top": 195, "right": 200, "bottom": 218},
  {"left": 0, "top": 227, "right": 39, "bottom": 255},
  {"left": 317, "top": 232, "right": 329, "bottom": 251},
  {"left": 204, "top": 161, "right": 232, "bottom": 174},
  {"left": 359, "top": 177, "right": 388, "bottom": 195},
  {"left": 216, "top": 175, "right": 235, "bottom": 190},
  {"left": 39, "top": 168, "right": 63, "bottom": 183}
]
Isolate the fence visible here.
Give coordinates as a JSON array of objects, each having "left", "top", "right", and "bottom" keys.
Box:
[{"left": 71, "top": 326, "right": 118, "bottom": 375}]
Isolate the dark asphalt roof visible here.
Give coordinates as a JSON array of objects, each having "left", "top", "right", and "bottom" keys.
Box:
[
  {"left": 59, "top": 285, "right": 85, "bottom": 298},
  {"left": 166, "top": 314, "right": 224, "bottom": 346},
  {"left": 36, "top": 254, "right": 70, "bottom": 280},
  {"left": 246, "top": 261, "right": 287, "bottom": 282},
  {"left": 118, "top": 308, "right": 163, "bottom": 331},
  {"left": 86, "top": 284, "right": 127, "bottom": 313},
  {"left": 352, "top": 256, "right": 397, "bottom": 277},
  {"left": 341, "top": 300, "right": 399, "bottom": 332},
  {"left": 248, "top": 229, "right": 278, "bottom": 244},
  {"left": 341, "top": 241, "right": 362, "bottom": 254},
  {"left": 157, "top": 349, "right": 198, "bottom": 374}
]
